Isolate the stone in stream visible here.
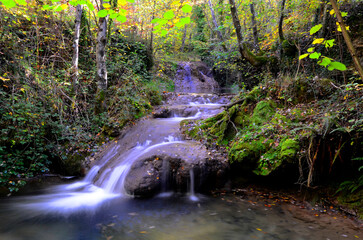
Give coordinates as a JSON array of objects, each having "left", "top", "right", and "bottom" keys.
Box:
[{"left": 124, "top": 141, "right": 228, "bottom": 197}]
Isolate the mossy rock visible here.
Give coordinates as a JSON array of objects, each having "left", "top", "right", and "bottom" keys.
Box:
[
  {"left": 229, "top": 136, "right": 273, "bottom": 164},
  {"left": 251, "top": 100, "right": 277, "bottom": 125},
  {"left": 245, "top": 86, "right": 263, "bottom": 104},
  {"left": 280, "top": 138, "right": 299, "bottom": 161}
]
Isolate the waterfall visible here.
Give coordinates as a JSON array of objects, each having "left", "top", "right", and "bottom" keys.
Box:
[{"left": 189, "top": 169, "right": 199, "bottom": 202}]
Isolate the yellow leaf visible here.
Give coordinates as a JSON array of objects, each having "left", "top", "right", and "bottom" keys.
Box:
[
  {"left": 312, "top": 38, "right": 325, "bottom": 44},
  {"left": 329, "top": 9, "right": 335, "bottom": 15},
  {"left": 0, "top": 76, "right": 10, "bottom": 81},
  {"left": 61, "top": 4, "right": 68, "bottom": 10},
  {"left": 103, "top": 3, "right": 111, "bottom": 8},
  {"left": 256, "top": 228, "right": 262, "bottom": 231}
]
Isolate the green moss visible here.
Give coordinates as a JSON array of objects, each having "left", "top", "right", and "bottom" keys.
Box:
[
  {"left": 245, "top": 86, "right": 262, "bottom": 103},
  {"left": 229, "top": 136, "right": 272, "bottom": 164},
  {"left": 251, "top": 100, "right": 276, "bottom": 125},
  {"left": 271, "top": 112, "right": 290, "bottom": 125},
  {"left": 280, "top": 138, "right": 299, "bottom": 160}
]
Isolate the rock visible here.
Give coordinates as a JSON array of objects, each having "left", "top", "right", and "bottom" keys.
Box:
[
  {"left": 153, "top": 108, "right": 171, "bottom": 118},
  {"left": 174, "top": 62, "right": 219, "bottom": 93},
  {"left": 124, "top": 141, "right": 228, "bottom": 198}
]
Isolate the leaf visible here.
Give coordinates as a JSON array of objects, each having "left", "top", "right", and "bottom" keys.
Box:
[
  {"left": 341, "top": 12, "right": 348, "bottom": 17},
  {"left": 309, "top": 52, "right": 321, "bottom": 59},
  {"left": 119, "top": 9, "right": 127, "bottom": 16},
  {"left": 329, "top": 61, "right": 347, "bottom": 71},
  {"left": 329, "top": 9, "right": 335, "bottom": 15},
  {"left": 160, "top": 29, "right": 168, "bottom": 37},
  {"left": 307, "top": 47, "right": 315, "bottom": 53},
  {"left": 318, "top": 57, "right": 331, "bottom": 67},
  {"left": 4, "top": 0, "right": 16, "bottom": 8},
  {"left": 151, "top": 18, "right": 160, "bottom": 24},
  {"left": 163, "top": 10, "right": 175, "bottom": 20},
  {"left": 299, "top": 53, "right": 309, "bottom": 60},
  {"left": 325, "top": 39, "right": 335, "bottom": 48},
  {"left": 103, "top": 3, "right": 111, "bottom": 8},
  {"left": 15, "top": 0, "right": 27, "bottom": 6},
  {"left": 60, "top": 4, "right": 68, "bottom": 10},
  {"left": 98, "top": 9, "right": 108, "bottom": 18},
  {"left": 110, "top": 13, "right": 118, "bottom": 19},
  {"left": 116, "top": 15, "right": 127, "bottom": 23},
  {"left": 181, "top": 4, "right": 192, "bottom": 13},
  {"left": 54, "top": 5, "right": 63, "bottom": 11},
  {"left": 126, "top": 0, "right": 134, "bottom": 2},
  {"left": 312, "top": 38, "right": 325, "bottom": 44},
  {"left": 86, "top": 2, "right": 95, "bottom": 11},
  {"left": 310, "top": 24, "right": 322, "bottom": 35},
  {"left": 180, "top": 17, "right": 191, "bottom": 24}
]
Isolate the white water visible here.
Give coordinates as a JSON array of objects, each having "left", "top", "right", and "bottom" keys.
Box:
[{"left": 189, "top": 169, "right": 199, "bottom": 202}]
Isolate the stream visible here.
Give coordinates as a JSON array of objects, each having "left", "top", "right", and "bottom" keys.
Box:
[{"left": 0, "top": 62, "right": 361, "bottom": 239}]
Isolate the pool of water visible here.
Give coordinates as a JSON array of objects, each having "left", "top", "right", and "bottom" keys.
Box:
[{"left": 0, "top": 188, "right": 361, "bottom": 240}]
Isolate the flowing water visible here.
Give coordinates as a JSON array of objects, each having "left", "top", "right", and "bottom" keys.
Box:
[{"left": 0, "top": 63, "right": 361, "bottom": 239}]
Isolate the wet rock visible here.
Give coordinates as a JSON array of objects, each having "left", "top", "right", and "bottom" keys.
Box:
[
  {"left": 153, "top": 108, "right": 171, "bottom": 118},
  {"left": 175, "top": 62, "right": 219, "bottom": 93},
  {"left": 124, "top": 141, "right": 228, "bottom": 198}
]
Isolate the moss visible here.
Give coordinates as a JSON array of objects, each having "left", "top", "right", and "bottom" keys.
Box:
[
  {"left": 229, "top": 136, "right": 272, "bottom": 164},
  {"left": 251, "top": 100, "right": 276, "bottom": 125},
  {"left": 271, "top": 112, "right": 290, "bottom": 125},
  {"left": 280, "top": 138, "right": 299, "bottom": 161},
  {"left": 245, "top": 86, "right": 262, "bottom": 103}
]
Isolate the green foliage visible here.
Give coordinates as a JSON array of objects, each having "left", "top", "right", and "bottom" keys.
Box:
[{"left": 300, "top": 25, "right": 347, "bottom": 72}]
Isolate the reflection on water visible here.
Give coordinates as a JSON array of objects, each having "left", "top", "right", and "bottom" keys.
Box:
[{"left": 0, "top": 189, "right": 361, "bottom": 240}]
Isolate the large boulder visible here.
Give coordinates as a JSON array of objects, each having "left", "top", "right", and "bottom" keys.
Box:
[{"left": 124, "top": 141, "right": 228, "bottom": 197}]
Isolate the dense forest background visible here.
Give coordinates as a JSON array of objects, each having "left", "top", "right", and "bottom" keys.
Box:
[{"left": 0, "top": 0, "right": 362, "bottom": 214}]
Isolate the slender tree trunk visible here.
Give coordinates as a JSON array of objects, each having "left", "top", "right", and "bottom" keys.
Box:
[
  {"left": 149, "top": 0, "right": 156, "bottom": 57},
  {"left": 228, "top": 0, "right": 268, "bottom": 67},
  {"left": 208, "top": 0, "right": 227, "bottom": 51},
  {"left": 72, "top": 4, "right": 83, "bottom": 96},
  {"left": 319, "top": 2, "right": 329, "bottom": 38},
  {"left": 250, "top": 2, "right": 259, "bottom": 51},
  {"left": 95, "top": 0, "right": 109, "bottom": 114},
  {"left": 278, "top": 0, "right": 286, "bottom": 42},
  {"left": 218, "top": 0, "right": 225, "bottom": 36},
  {"left": 208, "top": 0, "right": 224, "bottom": 41},
  {"left": 180, "top": 25, "right": 187, "bottom": 52},
  {"left": 330, "top": 0, "right": 363, "bottom": 80}
]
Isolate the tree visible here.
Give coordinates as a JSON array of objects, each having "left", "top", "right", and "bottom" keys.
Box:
[
  {"left": 71, "top": 4, "right": 84, "bottom": 96},
  {"left": 249, "top": 2, "right": 259, "bottom": 51},
  {"left": 95, "top": 0, "right": 109, "bottom": 114}
]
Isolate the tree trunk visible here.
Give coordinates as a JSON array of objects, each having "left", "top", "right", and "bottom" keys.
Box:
[
  {"left": 95, "top": 0, "right": 109, "bottom": 114},
  {"left": 278, "top": 0, "right": 286, "bottom": 42},
  {"left": 72, "top": 4, "right": 83, "bottom": 95},
  {"left": 330, "top": 0, "right": 363, "bottom": 80},
  {"left": 208, "top": 0, "right": 224, "bottom": 41},
  {"left": 208, "top": 0, "right": 227, "bottom": 51},
  {"left": 228, "top": 0, "right": 269, "bottom": 67},
  {"left": 180, "top": 25, "right": 187, "bottom": 52},
  {"left": 249, "top": 2, "right": 259, "bottom": 51},
  {"left": 319, "top": 2, "right": 329, "bottom": 38}
]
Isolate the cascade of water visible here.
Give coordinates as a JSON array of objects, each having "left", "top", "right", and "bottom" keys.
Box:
[
  {"left": 161, "top": 159, "right": 170, "bottom": 192},
  {"left": 83, "top": 165, "right": 101, "bottom": 182},
  {"left": 189, "top": 169, "right": 199, "bottom": 201}
]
